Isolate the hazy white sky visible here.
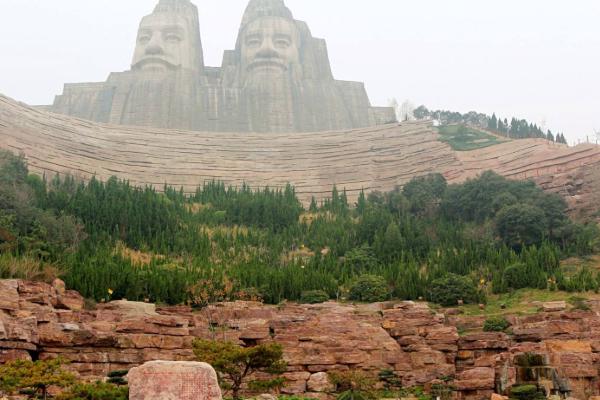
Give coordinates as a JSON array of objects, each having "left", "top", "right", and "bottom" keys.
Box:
[{"left": 0, "top": 0, "right": 598, "bottom": 144}]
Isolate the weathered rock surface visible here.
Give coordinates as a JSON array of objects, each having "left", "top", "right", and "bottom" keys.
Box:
[
  {"left": 0, "top": 94, "right": 458, "bottom": 205},
  {"left": 3, "top": 95, "right": 600, "bottom": 215},
  {"left": 3, "top": 280, "right": 600, "bottom": 399},
  {"left": 128, "top": 361, "right": 222, "bottom": 400}
]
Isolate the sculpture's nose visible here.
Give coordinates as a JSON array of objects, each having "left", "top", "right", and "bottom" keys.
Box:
[
  {"left": 256, "top": 46, "right": 280, "bottom": 59},
  {"left": 145, "top": 35, "right": 164, "bottom": 55}
]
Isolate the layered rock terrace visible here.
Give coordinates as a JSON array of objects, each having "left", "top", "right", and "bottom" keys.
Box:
[{"left": 2, "top": 95, "right": 600, "bottom": 215}]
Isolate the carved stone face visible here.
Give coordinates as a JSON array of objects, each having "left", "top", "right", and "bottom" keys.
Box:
[
  {"left": 240, "top": 16, "right": 300, "bottom": 77},
  {"left": 132, "top": 13, "right": 195, "bottom": 72}
]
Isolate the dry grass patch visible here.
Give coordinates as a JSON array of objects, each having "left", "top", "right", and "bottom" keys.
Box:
[
  {"left": 114, "top": 241, "right": 165, "bottom": 266},
  {"left": 0, "top": 254, "right": 63, "bottom": 282}
]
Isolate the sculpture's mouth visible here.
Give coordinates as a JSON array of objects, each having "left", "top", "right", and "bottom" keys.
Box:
[
  {"left": 247, "top": 59, "right": 287, "bottom": 72},
  {"left": 133, "top": 57, "right": 177, "bottom": 72}
]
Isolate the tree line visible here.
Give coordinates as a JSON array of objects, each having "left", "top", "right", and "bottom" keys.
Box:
[
  {"left": 1, "top": 150, "right": 599, "bottom": 306},
  {"left": 413, "top": 106, "right": 568, "bottom": 144}
]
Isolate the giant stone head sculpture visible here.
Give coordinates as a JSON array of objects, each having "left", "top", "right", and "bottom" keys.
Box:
[
  {"left": 132, "top": 0, "right": 204, "bottom": 73},
  {"left": 236, "top": 0, "right": 303, "bottom": 82}
]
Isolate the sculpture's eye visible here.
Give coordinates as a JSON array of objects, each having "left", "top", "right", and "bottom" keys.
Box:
[
  {"left": 246, "top": 36, "right": 261, "bottom": 48},
  {"left": 138, "top": 35, "right": 151, "bottom": 44},
  {"left": 274, "top": 38, "right": 290, "bottom": 49},
  {"left": 165, "top": 33, "right": 182, "bottom": 43}
]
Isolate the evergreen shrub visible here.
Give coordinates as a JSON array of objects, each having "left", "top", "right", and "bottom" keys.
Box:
[
  {"left": 348, "top": 275, "right": 390, "bottom": 303},
  {"left": 483, "top": 317, "right": 510, "bottom": 332},
  {"left": 428, "top": 273, "right": 480, "bottom": 306},
  {"left": 300, "top": 290, "right": 330, "bottom": 304}
]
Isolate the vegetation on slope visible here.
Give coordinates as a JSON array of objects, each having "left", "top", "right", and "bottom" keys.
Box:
[
  {"left": 437, "top": 125, "right": 507, "bottom": 151},
  {"left": 415, "top": 106, "right": 568, "bottom": 144},
  {"left": 1, "top": 150, "right": 599, "bottom": 307}
]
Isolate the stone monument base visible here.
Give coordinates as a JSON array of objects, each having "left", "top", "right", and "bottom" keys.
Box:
[{"left": 127, "top": 361, "right": 222, "bottom": 400}]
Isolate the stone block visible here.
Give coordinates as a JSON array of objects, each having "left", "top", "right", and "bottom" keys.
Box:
[
  {"left": 101, "top": 300, "right": 158, "bottom": 317},
  {"left": 307, "top": 372, "right": 334, "bottom": 393},
  {"left": 545, "top": 340, "right": 592, "bottom": 353},
  {"left": 18, "top": 281, "right": 55, "bottom": 306},
  {"left": 0, "top": 280, "right": 19, "bottom": 310},
  {"left": 542, "top": 301, "right": 566, "bottom": 312},
  {"left": 56, "top": 290, "right": 85, "bottom": 311},
  {"left": 128, "top": 361, "right": 222, "bottom": 400},
  {"left": 281, "top": 372, "right": 311, "bottom": 394},
  {"left": 52, "top": 279, "right": 66, "bottom": 296},
  {"left": 0, "top": 349, "right": 32, "bottom": 362},
  {"left": 455, "top": 367, "right": 495, "bottom": 391}
]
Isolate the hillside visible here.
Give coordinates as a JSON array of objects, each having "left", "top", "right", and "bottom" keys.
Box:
[{"left": 1, "top": 94, "right": 600, "bottom": 217}]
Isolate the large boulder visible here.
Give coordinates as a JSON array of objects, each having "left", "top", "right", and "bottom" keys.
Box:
[
  {"left": 307, "top": 372, "right": 334, "bottom": 393},
  {"left": 128, "top": 361, "right": 222, "bottom": 400}
]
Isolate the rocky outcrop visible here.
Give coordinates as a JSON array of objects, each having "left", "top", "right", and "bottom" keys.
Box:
[{"left": 3, "top": 279, "right": 600, "bottom": 399}]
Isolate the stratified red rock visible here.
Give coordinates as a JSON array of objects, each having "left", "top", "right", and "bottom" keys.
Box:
[{"left": 3, "top": 280, "right": 600, "bottom": 399}]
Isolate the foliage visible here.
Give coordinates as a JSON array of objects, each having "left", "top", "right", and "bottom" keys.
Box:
[
  {"left": 106, "top": 369, "right": 128, "bottom": 386},
  {"left": 428, "top": 274, "right": 480, "bottom": 307},
  {"left": 378, "top": 369, "right": 402, "bottom": 392},
  {"left": 300, "top": 290, "right": 330, "bottom": 304},
  {"left": 438, "top": 125, "right": 505, "bottom": 151},
  {"left": 0, "top": 358, "right": 76, "bottom": 399},
  {"left": 278, "top": 396, "right": 316, "bottom": 400},
  {"left": 496, "top": 204, "right": 546, "bottom": 250},
  {"left": 1, "top": 148, "right": 599, "bottom": 307},
  {"left": 0, "top": 151, "right": 85, "bottom": 259},
  {"left": 329, "top": 370, "right": 377, "bottom": 400},
  {"left": 348, "top": 275, "right": 390, "bottom": 302},
  {"left": 56, "top": 382, "right": 129, "bottom": 400},
  {"left": 414, "top": 106, "right": 567, "bottom": 143},
  {"left": 402, "top": 173, "right": 447, "bottom": 216},
  {"left": 483, "top": 316, "right": 511, "bottom": 332},
  {"left": 0, "top": 253, "right": 62, "bottom": 282},
  {"left": 192, "top": 339, "right": 286, "bottom": 400},
  {"left": 509, "top": 384, "right": 546, "bottom": 400},
  {"left": 430, "top": 381, "right": 455, "bottom": 400},
  {"left": 568, "top": 296, "right": 591, "bottom": 311}
]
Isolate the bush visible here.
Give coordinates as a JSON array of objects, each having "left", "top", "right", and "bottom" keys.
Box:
[
  {"left": 568, "top": 296, "right": 591, "bottom": 311},
  {"left": 193, "top": 339, "right": 286, "bottom": 400},
  {"left": 300, "top": 290, "right": 330, "bottom": 304},
  {"left": 329, "top": 370, "right": 376, "bottom": 400},
  {"left": 502, "top": 264, "right": 528, "bottom": 290},
  {"left": 509, "top": 384, "right": 546, "bottom": 400},
  {"left": 348, "top": 275, "right": 390, "bottom": 303},
  {"left": 428, "top": 273, "right": 480, "bottom": 306},
  {"left": 378, "top": 369, "right": 402, "bottom": 392},
  {"left": 0, "top": 358, "right": 75, "bottom": 399},
  {"left": 57, "top": 382, "right": 128, "bottom": 400},
  {"left": 483, "top": 317, "right": 510, "bottom": 332}
]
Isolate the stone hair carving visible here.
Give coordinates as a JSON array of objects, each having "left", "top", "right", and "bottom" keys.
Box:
[{"left": 48, "top": 0, "right": 396, "bottom": 133}]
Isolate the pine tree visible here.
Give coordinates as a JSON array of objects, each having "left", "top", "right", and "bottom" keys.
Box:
[
  {"left": 357, "top": 189, "right": 367, "bottom": 215},
  {"left": 309, "top": 196, "right": 318, "bottom": 213},
  {"left": 488, "top": 113, "right": 498, "bottom": 131}
]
